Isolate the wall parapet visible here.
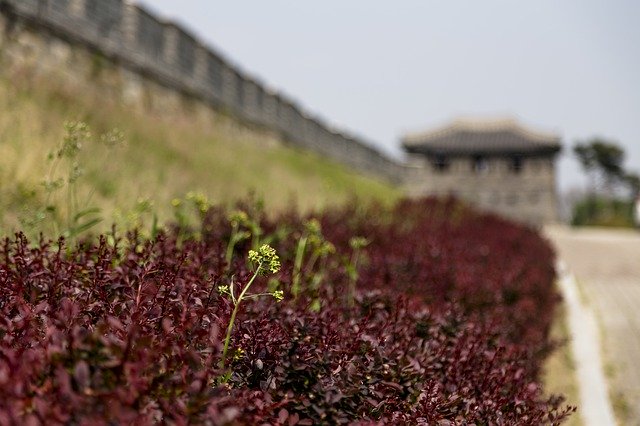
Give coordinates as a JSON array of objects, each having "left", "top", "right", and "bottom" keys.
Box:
[{"left": 2, "top": 0, "right": 404, "bottom": 183}]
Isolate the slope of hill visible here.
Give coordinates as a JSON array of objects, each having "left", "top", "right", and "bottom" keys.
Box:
[{"left": 0, "top": 74, "right": 399, "bottom": 235}]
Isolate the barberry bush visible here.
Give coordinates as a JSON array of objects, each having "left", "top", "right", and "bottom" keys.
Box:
[{"left": 0, "top": 198, "right": 573, "bottom": 424}]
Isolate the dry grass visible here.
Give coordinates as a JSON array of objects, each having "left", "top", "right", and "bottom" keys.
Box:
[
  {"left": 0, "top": 73, "right": 399, "bottom": 235},
  {"left": 542, "top": 301, "right": 582, "bottom": 426}
]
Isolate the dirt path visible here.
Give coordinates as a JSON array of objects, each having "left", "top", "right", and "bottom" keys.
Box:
[{"left": 546, "top": 225, "right": 640, "bottom": 425}]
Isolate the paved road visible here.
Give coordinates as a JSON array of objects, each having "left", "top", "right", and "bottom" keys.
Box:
[{"left": 546, "top": 226, "right": 640, "bottom": 425}]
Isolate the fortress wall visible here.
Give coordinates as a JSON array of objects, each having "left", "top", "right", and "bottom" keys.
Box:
[{"left": 1, "top": 0, "right": 405, "bottom": 184}]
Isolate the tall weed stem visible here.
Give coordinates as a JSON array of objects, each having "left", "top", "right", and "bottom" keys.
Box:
[{"left": 219, "top": 245, "right": 281, "bottom": 373}]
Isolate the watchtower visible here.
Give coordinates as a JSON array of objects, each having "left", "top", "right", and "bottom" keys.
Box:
[{"left": 402, "top": 118, "right": 562, "bottom": 225}]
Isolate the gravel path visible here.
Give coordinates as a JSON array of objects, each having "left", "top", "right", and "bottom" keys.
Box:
[{"left": 546, "top": 226, "right": 640, "bottom": 425}]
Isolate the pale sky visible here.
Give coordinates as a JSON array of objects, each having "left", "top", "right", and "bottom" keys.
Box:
[{"left": 140, "top": 0, "right": 640, "bottom": 192}]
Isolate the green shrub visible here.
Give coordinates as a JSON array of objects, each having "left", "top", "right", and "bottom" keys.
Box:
[{"left": 571, "top": 196, "right": 634, "bottom": 228}]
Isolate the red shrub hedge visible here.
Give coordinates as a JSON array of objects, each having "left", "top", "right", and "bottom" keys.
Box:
[
  {"left": 0, "top": 198, "right": 573, "bottom": 424},
  {"left": 316, "top": 198, "right": 560, "bottom": 354}
]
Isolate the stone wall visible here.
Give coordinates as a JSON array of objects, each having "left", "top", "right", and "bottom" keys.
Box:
[
  {"left": 0, "top": 0, "right": 404, "bottom": 183},
  {"left": 0, "top": 1, "right": 563, "bottom": 224},
  {"left": 405, "top": 154, "right": 559, "bottom": 225}
]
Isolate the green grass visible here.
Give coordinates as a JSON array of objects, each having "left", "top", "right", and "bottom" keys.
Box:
[{"left": 0, "top": 73, "right": 400, "bottom": 235}]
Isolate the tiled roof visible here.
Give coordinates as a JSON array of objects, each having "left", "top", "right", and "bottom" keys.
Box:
[{"left": 401, "top": 117, "right": 562, "bottom": 156}]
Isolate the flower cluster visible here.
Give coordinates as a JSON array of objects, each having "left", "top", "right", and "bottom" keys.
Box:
[
  {"left": 349, "top": 236, "right": 369, "bottom": 250},
  {"left": 271, "top": 289, "right": 284, "bottom": 302},
  {"left": 248, "top": 244, "right": 281, "bottom": 275},
  {"left": 228, "top": 209, "right": 250, "bottom": 228}
]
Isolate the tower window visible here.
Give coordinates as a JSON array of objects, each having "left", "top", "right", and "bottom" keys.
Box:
[
  {"left": 432, "top": 155, "right": 450, "bottom": 172},
  {"left": 510, "top": 156, "right": 523, "bottom": 173},
  {"left": 472, "top": 155, "right": 489, "bottom": 173}
]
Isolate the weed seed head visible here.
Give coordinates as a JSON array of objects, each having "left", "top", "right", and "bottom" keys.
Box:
[
  {"left": 248, "top": 244, "right": 281, "bottom": 275},
  {"left": 228, "top": 210, "right": 249, "bottom": 227},
  {"left": 60, "top": 121, "right": 90, "bottom": 158},
  {"left": 232, "top": 347, "right": 245, "bottom": 361},
  {"left": 186, "top": 191, "right": 210, "bottom": 213},
  {"left": 271, "top": 290, "right": 284, "bottom": 302},
  {"left": 349, "top": 236, "right": 369, "bottom": 250},
  {"left": 318, "top": 241, "right": 336, "bottom": 256},
  {"left": 304, "top": 219, "right": 321, "bottom": 236},
  {"left": 100, "top": 128, "right": 125, "bottom": 148}
]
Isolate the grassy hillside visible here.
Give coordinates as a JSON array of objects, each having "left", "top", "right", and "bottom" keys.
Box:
[{"left": 0, "top": 74, "right": 399, "bottom": 236}]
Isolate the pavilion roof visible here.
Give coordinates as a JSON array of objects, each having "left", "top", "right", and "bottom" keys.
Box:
[{"left": 402, "top": 117, "right": 562, "bottom": 156}]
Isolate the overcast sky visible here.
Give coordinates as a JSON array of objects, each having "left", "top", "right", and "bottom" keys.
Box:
[{"left": 140, "top": 0, "right": 639, "bottom": 192}]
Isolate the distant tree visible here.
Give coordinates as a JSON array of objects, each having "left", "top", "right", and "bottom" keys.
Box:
[
  {"left": 625, "top": 172, "right": 640, "bottom": 197},
  {"left": 573, "top": 138, "right": 625, "bottom": 195},
  {"left": 574, "top": 143, "right": 598, "bottom": 193},
  {"left": 573, "top": 139, "right": 639, "bottom": 227}
]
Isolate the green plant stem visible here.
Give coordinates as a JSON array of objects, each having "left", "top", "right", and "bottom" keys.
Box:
[
  {"left": 229, "top": 277, "right": 237, "bottom": 304},
  {"left": 306, "top": 250, "right": 322, "bottom": 278},
  {"left": 221, "top": 261, "right": 263, "bottom": 369},
  {"left": 225, "top": 223, "right": 240, "bottom": 268},
  {"left": 250, "top": 224, "right": 261, "bottom": 251},
  {"left": 348, "top": 251, "right": 360, "bottom": 308},
  {"left": 291, "top": 235, "right": 307, "bottom": 298},
  {"left": 66, "top": 180, "right": 74, "bottom": 234},
  {"left": 243, "top": 292, "right": 274, "bottom": 300},
  {"left": 43, "top": 156, "right": 62, "bottom": 236}
]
